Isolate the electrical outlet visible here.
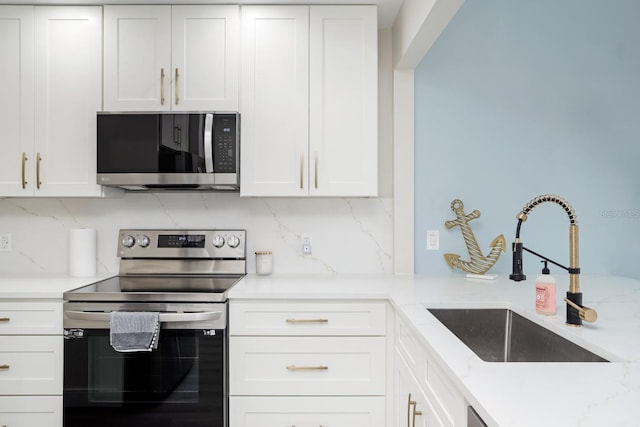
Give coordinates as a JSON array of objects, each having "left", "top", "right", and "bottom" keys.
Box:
[
  {"left": 426, "top": 230, "right": 439, "bottom": 250},
  {"left": 301, "top": 234, "right": 312, "bottom": 255},
  {"left": 0, "top": 233, "right": 12, "bottom": 252}
]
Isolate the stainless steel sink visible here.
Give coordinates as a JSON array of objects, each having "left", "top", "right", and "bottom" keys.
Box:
[{"left": 427, "top": 308, "right": 608, "bottom": 362}]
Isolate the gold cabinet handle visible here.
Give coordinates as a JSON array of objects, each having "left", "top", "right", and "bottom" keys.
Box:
[
  {"left": 160, "top": 68, "right": 166, "bottom": 105},
  {"left": 0, "top": 317, "right": 9, "bottom": 322},
  {"left": 407, "top": 394, "right": 414, "bottom": 427},
  {"left": 0, "top": 364, "right": 9, "bottom": 370},
  {"left": 408, "top": 393, "right": 423, "bottom": 427},
  {"left": 314, "top": 151, "right": 318, "bottom": 189},
  {"left": 175, "top": 68, "right": 179, "bottom": 105},
  {"left": 299, "top": 153, "right": 304, "bottom": 189},
  {"left": 286, "top": 365, "right": 328, "bottom": 371},
  {"left": 286, "top": 318, "right": 328, "bottom": 324},
  {"left": 413, "top": 407, "right": 423, "bottom": 427},
  {"left": 36, "top": 152, "right": 42, "bottom": 189},
  {"left": 21, "top": 152, "right": 28, "bottom": 189}
]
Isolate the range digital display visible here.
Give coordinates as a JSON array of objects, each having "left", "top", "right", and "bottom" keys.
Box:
[{"left": 158, "top": 234, "right": 206, "bottom": 248}]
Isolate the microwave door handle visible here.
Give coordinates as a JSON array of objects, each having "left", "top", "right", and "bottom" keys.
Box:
[{"left": 204, "top": 113, "right": 214, "bottom": 173}]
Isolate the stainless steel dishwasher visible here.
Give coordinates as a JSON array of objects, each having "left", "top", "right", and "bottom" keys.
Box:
[{"left": 468, "top": 406, "right": 488, "bottom": 427}]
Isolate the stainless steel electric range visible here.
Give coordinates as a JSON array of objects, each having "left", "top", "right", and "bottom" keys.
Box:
[{"left": 62, "top": 229, "right": 246, "bottom": 427}]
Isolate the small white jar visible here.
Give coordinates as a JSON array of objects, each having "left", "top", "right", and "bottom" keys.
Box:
[{"left": 255, "top": 251, "right": 273, "bottom": 275}]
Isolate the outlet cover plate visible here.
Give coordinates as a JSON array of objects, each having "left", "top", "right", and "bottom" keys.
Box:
[{"left": 0, "top": 234, "right": 12, "bottom": 252}]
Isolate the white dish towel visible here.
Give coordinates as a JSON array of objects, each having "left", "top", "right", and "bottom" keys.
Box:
[{"left": 109, "top": 311, "right": 160, "bottom": 352}]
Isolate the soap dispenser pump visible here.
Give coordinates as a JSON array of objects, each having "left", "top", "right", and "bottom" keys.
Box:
[{"left": 535, "top": 261, "right": 556, "bottom": 315}]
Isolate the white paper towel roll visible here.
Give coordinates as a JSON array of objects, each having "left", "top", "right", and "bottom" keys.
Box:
[{"left": 68, "top": 228, "right": 97, "bottom": 277}]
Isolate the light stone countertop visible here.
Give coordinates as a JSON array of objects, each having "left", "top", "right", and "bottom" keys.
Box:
[
  {"left": 0, "top": 273, "right": 113, "bottom": 299},
  {"left": 229, "top": 273, "right": 640, "bottom": 427},
  {"left": 2, "top": 272, "right": 638, "bottom": 426}
]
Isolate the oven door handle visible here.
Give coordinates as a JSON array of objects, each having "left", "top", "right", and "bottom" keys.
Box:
[{"left": 65, "top": 310, "right": 223, "bottom": 323}]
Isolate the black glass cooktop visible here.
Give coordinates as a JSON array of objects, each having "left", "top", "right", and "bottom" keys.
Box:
[{"left": 64, "top": 275, "right": 244, "bottom": 303}]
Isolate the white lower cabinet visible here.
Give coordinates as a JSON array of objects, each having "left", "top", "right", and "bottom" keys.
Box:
[
  {"left": 0, "top": 336, "right": 62, "bottom": 395},
  {"left": 0, "top": 301, "right": 63, "bottom": 426},
  {"left": 396, "top": 349, "right": 445, "bottom": 427},
  {"left": 0, "top": 396, "right": 62, "bottom": 427},
  {"left": 229, "top": 300, "right": 387, "bottom": 427},
  {"left": 230, "top": 336, "right": 385, "bottom": 396},
  {"left": 394, "top": 316, "right": 467, "bottom": 427},
  {"left": 230, "top": 396, "right": 385, "bottom": 427}
]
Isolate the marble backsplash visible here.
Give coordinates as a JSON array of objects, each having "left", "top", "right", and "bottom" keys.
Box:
[{"left": 0, "top": 193, "right": 393, "bottom": 276}]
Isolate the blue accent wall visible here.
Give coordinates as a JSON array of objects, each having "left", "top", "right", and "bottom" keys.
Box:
[{"left": 414, "top": 0, "right": 640, "bottom": 278}]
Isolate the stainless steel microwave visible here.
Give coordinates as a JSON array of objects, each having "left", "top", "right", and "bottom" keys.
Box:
[{"left": 97, "top": 112, "right": 240, "bottom": 191}]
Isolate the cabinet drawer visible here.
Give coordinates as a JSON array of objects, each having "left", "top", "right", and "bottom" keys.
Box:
[
  {"left": 230, "top": 301, "right": 386, "bottom": 336},
  {"left": 230, "top": 396, "right": 385, "bottom": 427},
  {"left": 230, "top": 336, "right": 385, "bottom": 395},
  {"left": 0, "top": 302, "right": 62, "bottom": 335},
  {"left": 0, "top": 396, "right": 62, "bottom": 427},
  {"left": 0, "top": 336, "right": 62, "bottom": 395}
]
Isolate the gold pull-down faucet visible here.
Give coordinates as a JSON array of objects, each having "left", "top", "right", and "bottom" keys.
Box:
[{"left": 509, "top": 194, "right": 597, "bottom": 327}]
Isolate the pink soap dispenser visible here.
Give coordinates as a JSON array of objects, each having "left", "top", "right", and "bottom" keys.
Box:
[{"left": 535, "top": 261, "right": 556, "bottom": 315}]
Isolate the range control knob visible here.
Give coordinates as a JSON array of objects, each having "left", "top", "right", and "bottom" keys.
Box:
[
  {"left": 227, "top": 235, "right": 241, "bottom": 248},
  {"left": 138, "top": 235, "right": 151, "bottom": 248},
  {"left": 121, "top": 235, "right": 135, "bottom": 248},
  {"left": 213, "top": 235, "right": 225, "bottom": 248}
]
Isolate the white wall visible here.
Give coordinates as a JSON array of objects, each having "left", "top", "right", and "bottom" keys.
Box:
[
  {"left": 0, "top": 28, "right": 395, "bottom": 277},
  {"left": 0, "top": 194, "right": 393, "bottom": 275}
]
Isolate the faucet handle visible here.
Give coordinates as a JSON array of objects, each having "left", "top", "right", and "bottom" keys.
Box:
[{"left": 564, "top": 298, "right": 598, "bottom": 323}]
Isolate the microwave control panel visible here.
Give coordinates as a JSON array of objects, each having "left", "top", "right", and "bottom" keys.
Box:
[{"left": 213, "top": 114, "right": 238, "bottom": 173}]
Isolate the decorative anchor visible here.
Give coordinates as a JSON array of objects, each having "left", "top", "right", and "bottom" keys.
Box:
[{"left": 443, "top": 199, "right": 506, "bottom": 275}]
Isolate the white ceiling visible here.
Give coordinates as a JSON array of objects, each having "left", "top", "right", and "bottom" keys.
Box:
[{"left": 4, "top": 0, "right": 404, "bottom": 28}]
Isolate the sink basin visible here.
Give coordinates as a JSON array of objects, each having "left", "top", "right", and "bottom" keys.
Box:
[{"left": 427, "top": 308, "right": 608, "bottom": 362}]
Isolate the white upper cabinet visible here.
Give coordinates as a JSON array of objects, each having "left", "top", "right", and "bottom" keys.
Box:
[
  {"left": 34, "top": 7, "right": 104, "bottom": 197},
  {"left": 0, "top": 6, "right": 107, "bottom": 197},
  {"left": 240, "top": 6, "right": 310, "bottom": 196},
  {"left": 240, "top": 5, "right": 378, "bottom": 197},
  {"left": 172, "top": 6, "right": 239, "bottom": 111},
  {"left": 0, "top": 7, "right": 34, "bottom": 196},
  {"left": 309, "top": 6, "right": 378, "bottom": 197},
  {"left": 104, "top": 5, "right": 239, "bottom": 112},
  {"left": 103, "top": 6, "right": 171, "bottom": 111}
]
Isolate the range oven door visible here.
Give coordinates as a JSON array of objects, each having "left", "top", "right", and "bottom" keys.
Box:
[{"left": 63, "top": 303, "right": 227, "bottom": 427}]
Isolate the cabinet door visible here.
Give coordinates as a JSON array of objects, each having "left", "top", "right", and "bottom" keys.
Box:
[
  {"left": 0, "top": 7, "right": 34, "bottom": 196},
  {"left": 34, "top": 7, "right": 104, "bottom": 197},
  {"left": 104, "top": 6, "right": 171, "bottom": 111},
  {"left": 240, "top": 6, "right": 309, "bottom": 196},
  {"left": 309, "top": 6, "right": 378, "bottom": 196},
  {"left": 396, "top": 351, "right": 446, "bottom": 427},
  {"left": 171, "top": 5, "right": 239, "bottom": 111}
]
